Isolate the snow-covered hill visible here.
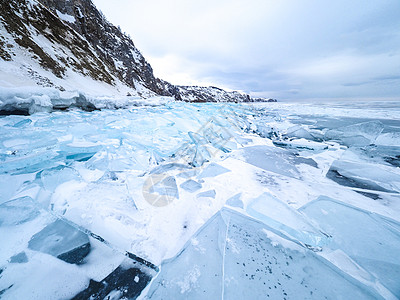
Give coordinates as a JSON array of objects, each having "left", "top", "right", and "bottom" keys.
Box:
[
  {"left": 0, "top": 0, "right": 155, "bottom": 96},
  {"left": 0, "top": 0, "right": 272, "bottom": 113}
]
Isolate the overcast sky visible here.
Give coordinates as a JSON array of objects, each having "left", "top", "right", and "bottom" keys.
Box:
[{"left": 92, "top": 0, "right": 400, "bottom": 101}]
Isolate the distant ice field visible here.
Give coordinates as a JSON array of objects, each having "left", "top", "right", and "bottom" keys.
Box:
[{"left": 0, "top": 100, "right": 399, "bottom": 299}]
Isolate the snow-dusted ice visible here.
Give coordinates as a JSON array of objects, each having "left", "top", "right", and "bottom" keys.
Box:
[{"left": 0, "top": 99, "right": 400, "bottom": 299}]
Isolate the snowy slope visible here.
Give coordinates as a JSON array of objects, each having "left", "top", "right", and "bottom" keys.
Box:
[
  {"left": 0, "top": 0, "right": 156, "bottom": 97},
  {"left": 0, "top": 0, "right": 271, "bottom": 110}
]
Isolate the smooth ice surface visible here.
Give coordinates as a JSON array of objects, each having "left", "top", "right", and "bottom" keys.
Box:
[
  {"left": 235, "top": 145, "right": 299, "bottom": 178},
  {"left": 300, "top": 197, "right": 400, "bottom": 296},
  {"left": 145, "top": 208, "right": 380, "bottom": 299}
]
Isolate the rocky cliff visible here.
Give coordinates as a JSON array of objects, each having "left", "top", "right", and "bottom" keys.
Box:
[{"left": 0, "top": 0, "right": 271, "bottom": 103}]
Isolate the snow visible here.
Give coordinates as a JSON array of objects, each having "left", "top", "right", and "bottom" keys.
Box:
[
  {"left": 0, "top": 9, "right": 156, "bottom": 101},
  {"left": 56, "top": 10, "right": 75, "bottom": 23},
  {"left": 0, "top": 100, "right": 399, "bottom": 298}
]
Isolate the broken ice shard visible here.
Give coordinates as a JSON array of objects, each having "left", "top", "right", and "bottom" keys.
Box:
[
  {"left": 12, "top": 119, "right": 32, "bottom": 128},
  {"left": 326, "top": 159, "right": 400, "bottom": 194},
  {"left": 180, "top": 179, "right": 202, "bottom": 192},
  {"left": 235, "top": 145, "right": 303, "bottom": 178},
  {"left": 0, "top": 196, "right": 39, "bottom": 226},
  {"left": 324, "top": 120, "right": 384, "bottom": 146},
  {"left": 0, "top": 149, "right": 60, "bottom": 174},
  {"left": 225, "top": 193, "right": 244, "bottom": 209},
  {"left": 196, "top": 189, "right": 216, "bottom": 199},
  {"left": 40, "top": 165, "right": 81, "bottom": 191},
  {"left": 149, "top": 176, "right": 179, "bottom": 199},
  {"left": 9, "top": 252, "right": 28, "bottom": 264},
  {"left": 28, "top": 219, "right": 91, "bottom": 264},
  {"left": 246, "top": 193, "right": 328, "bottom": 248},
  {"left": 146, "top": 208, "right": 380, "bottom": 299},
  {"left": 198, "top": 163, "right": 230, "bottom": 179},
  {"left": 299, "top": 196, "right": 400, "bottom": 296}
]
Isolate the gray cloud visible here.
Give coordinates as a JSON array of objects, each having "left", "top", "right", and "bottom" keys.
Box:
[{"left": 93, "top": 0, "right": 400, "bottom": 100}]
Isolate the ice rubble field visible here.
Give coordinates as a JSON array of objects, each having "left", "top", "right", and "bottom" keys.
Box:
[{"left": 0, "top": 100, "right": 400, "bottom": 299}]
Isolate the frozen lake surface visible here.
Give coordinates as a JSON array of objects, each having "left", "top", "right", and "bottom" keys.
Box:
[{"left": 0, "top": 100, "right": 399, "bottom": 299}]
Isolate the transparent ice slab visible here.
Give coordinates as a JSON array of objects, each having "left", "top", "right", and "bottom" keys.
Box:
[
  {"left": 198, "top": 163, "right": 230, "bottom": 179},
  {"left": 324, "top": 120, "right": 384, "bottom": 146},
  {"left": 180, "top": 179, "right": 202, "bottom": 193},
  {"left": 39, "top": 166, "right": 81, "bottom": 191},
  {"left": 9, "top": 252, "right": 28, "bottom": 264},
  {"left": 0, "top": 196, "right": 39, "bottom": 226},
  {"left": 225, "top": 193, "right": 244, "bottom": 209},
  {"left": 28, "top": 219, "right": 91, "bottom": 264},
  {"left": 234, "top": 145, "right": 317, "bottom": 179},
  {"left": 326, "top": 159, "right": 400, "bottom": 194},
  {"left": 246, "top": 193, "right": 328, "bottom": 249},
  {"left": 196, "top": 189, "right": 216, "bottom": 199},
  {"left": 376, "top": 132, "right": 400, "bottom": 147},
  {"left": 148, "top": 176, "right": 179, "bottom": 199},
  {"left": 145, "top": 208, "right": 380, "bottom": 299},
  {"left": 0, "top": 149, "right": 60, "bottom": 175},
  {"left": 299, "top": 196, "right": 400, "bottom": 296}
]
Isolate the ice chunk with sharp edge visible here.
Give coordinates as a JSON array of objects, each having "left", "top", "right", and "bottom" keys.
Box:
[
  {"left": 299, "top": 196, "right": 400, "bottom": 295},
  {"left": 146, "top": 208, "right": 381, "bottom": 299},
  {"left": 325, "top": 121, "right": 384, "bottom": 146},
  {"left": 149, "top": 176, "right": 179, "bottom": 199},
  {"left": 196, "top": 190, "right": 216, "bottom": 199},
  {"left": 225, "top": 193, "right": 244, "bottom": 209},
  {"left": 246, "top": 193, "right": 328, "bottom": 248},
  {"left": 326, "top": 159, "right": 400, "bottom": 193},
  {"left": 28, "top": 219, "right": 91, "bottom": 264},
  {"left": 9, "top": 252, "right": 28, "bottom": 263},
  {"left": 180, "top": 179, "right": 202, "bottom": 192},
  {"left": 198, "top": 163, "right": 230, "bottom": 179},
  {"left": 0, "top": 196, "right": 39, "bottom": 226}
]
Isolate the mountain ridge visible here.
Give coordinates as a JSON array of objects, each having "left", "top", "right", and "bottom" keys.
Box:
[{"left": 0, "top": 0, "right": 276, "bottom": 104}]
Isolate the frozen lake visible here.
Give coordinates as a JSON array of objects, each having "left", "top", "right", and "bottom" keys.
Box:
[{"left": 0, "top": 100, "right": 399, "bottom": 299}]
